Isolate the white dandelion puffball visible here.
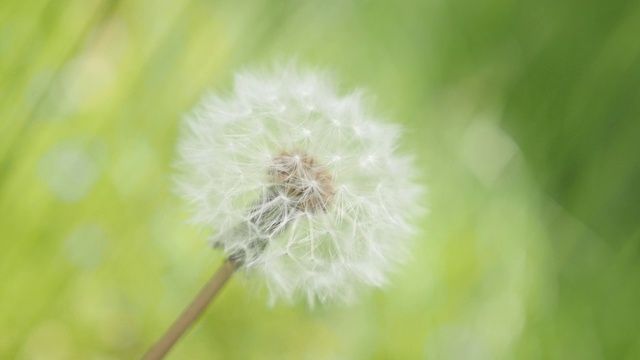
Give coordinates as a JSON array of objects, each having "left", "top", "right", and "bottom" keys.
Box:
[{"left": 177, "top": 64, "right": 424, "bottom": 305}]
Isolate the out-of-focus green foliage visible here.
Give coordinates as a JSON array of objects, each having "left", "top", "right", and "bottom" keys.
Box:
[{"left": 1, "top": 0, "right": 639, "bottom": 359}]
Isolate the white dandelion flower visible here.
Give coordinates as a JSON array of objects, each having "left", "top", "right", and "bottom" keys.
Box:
[{"left": 176, "top": 64, "right": 424, "bottom": 306}]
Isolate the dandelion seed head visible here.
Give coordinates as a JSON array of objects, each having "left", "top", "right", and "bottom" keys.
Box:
[{"left": 176, "top": 63, "right": 425, "bottom": 306}]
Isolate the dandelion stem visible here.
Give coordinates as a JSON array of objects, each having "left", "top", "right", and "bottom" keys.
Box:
[{"left": 143, "top": 259, "right": 239, "bottom": 359}]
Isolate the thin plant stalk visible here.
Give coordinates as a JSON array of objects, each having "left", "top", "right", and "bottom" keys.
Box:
[{"left": 143, "top": 260, "right": 239, "bottom": 359}]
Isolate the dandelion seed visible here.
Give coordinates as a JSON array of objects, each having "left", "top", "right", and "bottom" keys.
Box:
[{"left": 176, "top": 63, "right": 425, "bottom": 306}]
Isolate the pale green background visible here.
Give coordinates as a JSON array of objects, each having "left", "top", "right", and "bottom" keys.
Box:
[{"left": 2, "top": 0, "right": 640, "bottom": 359}]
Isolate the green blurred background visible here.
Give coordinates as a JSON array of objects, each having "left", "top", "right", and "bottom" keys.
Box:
[{"left": 2, "top": 0, "right": 640, "bottom": 358}]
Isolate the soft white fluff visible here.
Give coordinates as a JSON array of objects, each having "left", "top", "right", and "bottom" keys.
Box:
[{"left": 176, "top": 64, "right": 424, "bottom": 306}]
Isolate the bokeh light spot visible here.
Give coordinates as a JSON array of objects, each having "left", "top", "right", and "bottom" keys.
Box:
[
  {"left": 21, "top": 321, "right": 72, "bottom": 360},
  {"left": 38, "top": 141, "right": 104, "bottom": 202},
  {"left": 65, "top": 223, "right": 108, "bottom": 269},
  {"left": 461, "top": 119, "right": 518, "bottom": 187}
]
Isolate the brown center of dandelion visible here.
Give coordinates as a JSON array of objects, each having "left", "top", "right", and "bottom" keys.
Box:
[
  {"left": 225, "top": 150, "right": 335, "bottom": 264},
  {"left": 268, "top": 150, "right": 335, "bottom": 213}
]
